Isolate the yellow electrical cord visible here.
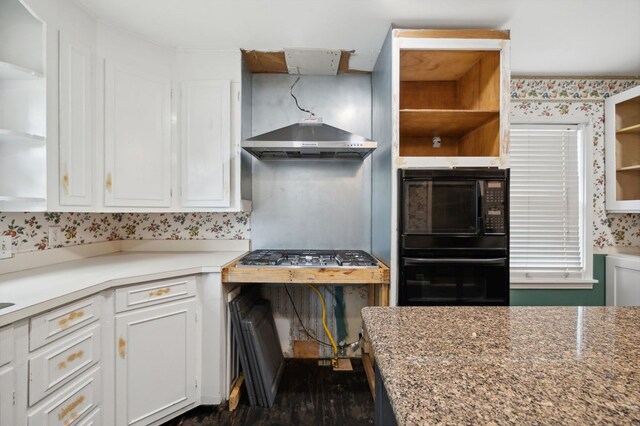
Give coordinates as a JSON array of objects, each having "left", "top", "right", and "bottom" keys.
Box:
[{"left": 306, "top": 284, "right": 339, "bottom": 367}]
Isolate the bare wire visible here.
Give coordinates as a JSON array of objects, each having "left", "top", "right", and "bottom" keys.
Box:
[{"left": 290, "top": 74, "right": 315, "bottom": 117}]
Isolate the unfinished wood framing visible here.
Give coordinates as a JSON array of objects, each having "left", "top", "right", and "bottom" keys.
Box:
[
  {"left": 222, "top": 260, "right": 390, "bottom": 284},
  {"left": 394, "top": 29, "right": 510, "bottom": 40}
]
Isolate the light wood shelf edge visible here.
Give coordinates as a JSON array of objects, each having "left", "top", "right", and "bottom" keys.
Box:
[
  {"left": 394, "top": 29, "right": 510, "bottom": 40},
  {"left": 616, "top": 165, "right": 640, "bottom": 172},
  {"left": 617, "top": 123, "right": 640, "bottom": 135}
]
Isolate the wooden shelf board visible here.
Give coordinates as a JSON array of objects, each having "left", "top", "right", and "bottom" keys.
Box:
[
  {"left": 400, "top": 109, "right": 499, "bottom": 138},
  {"left": 400, "top": 50, "right": 488, "bottom": 81},
  {"left": 395, "top": 29, "right": 510, "bottom": 40},
  {"left": 0, "top": 60, "right": 43, "bottom": 80},
  {"left": 617, "top": 123, "right": 640, "bottom": 135},
  {"left": 0, "top": 129, "right": 45, "bottom": 144},
  {"left": 616, "top": 165, "right": 640, "bottom": 172},
  {"left": 221, "top": 260, "right": 390, "bottom": 284}
]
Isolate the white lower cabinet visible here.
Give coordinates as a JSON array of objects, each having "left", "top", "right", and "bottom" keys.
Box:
[
  {"left": 114, "top": 299, "right": 198, "bottom": 426},
  {"left": 606, "top": 254, "right": 640, "bottom": 306},
  {"left": 1, "top": 365, "right": 16, "bottom": 426},
  {"left": 7, "top": 272, "right": 222, "bottom": 426}
]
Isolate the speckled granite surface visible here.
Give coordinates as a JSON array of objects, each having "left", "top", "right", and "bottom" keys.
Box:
[{"left": 362, "top": 306, "right": 640, "bottom": 425}]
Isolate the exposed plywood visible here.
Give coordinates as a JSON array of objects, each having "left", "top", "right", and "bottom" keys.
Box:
[
  {"left": 400, "top": 109, "right": 499, "bottom": 137},
  {"left": 241, "top": 50, "right": 288, "bottom": 73},
  {"left": 400, "top": 50, "right": 485, "bottom": 81},
  {"left": 400, "top": 81, "right": 457, "bottom": 109},
  {"left": 477, "top": 51, "right": 501, "bottom": 110},
  {"left": 399, "top": 135, "right": 460, "bottom": 157},
  {"left": 617, "top": 169, "right": 640, "bottom": 200},
  {"left": 292, "top": 340, "right": 320, "bottom": 358},
  {"left": 395, "top": 29, "right": 510, "bottom": 40},
  {"left": 616, "top": 134, "right": 640, "bottom": 169},
  {"left": 242, "top": 49, "right": 366, "bottom": 74},
  {"left": 222, "top": 260, "right": 390, "bottom": 284},
  {"left": 458, "top": 117, "right": 501, "bottom": 156}
]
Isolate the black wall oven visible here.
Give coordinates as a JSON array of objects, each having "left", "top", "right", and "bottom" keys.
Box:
[{"left": 398, "top": 168, "right": 510, "bottom": 306}]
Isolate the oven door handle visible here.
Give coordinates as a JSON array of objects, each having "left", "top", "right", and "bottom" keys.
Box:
[{"left": 403, "top": 257, "right": 506, "bottom": 265}]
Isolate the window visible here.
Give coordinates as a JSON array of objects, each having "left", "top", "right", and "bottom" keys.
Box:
[{"left": 509, "top": 124, "right": 592, "bottom": 284}]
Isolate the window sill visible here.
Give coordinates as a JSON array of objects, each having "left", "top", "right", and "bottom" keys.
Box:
[{"left": 510, "top": 279, "right": 597, "bottom": 290}]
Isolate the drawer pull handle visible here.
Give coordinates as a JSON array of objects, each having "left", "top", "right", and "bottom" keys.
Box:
[
  {"left": 58, "top": 310, "right": 85, "bottom": 329},
  {"left": 118, "top": 337, "right": 126, "bottom": 359},
  {"left": 58, "top": 395, "right": 84, "bottom": 421},
  {"left": 57, "top": 350, "right": 85, "bottom": 370},
  {"left": 148, "top": 287, "right": 171, "bottom": 298}
]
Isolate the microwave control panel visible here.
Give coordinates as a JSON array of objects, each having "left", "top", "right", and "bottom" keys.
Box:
[{"left": 484, "top": 181, "right": 506, "bottom": 234}]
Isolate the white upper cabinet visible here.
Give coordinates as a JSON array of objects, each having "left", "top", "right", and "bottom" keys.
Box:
[
  {"left": 103, "top": 61, "right": 172, "bottom": 208},
  {"left": 605, "top": 85, "right": 640, "bottom": 212},
  {"left": 58, "top": 31, "right": 94, "bottom": 207},
  {"left": 0, "top": 0, "right": 46, "bottom": 211},
  {"left": 180, "top": 80, "right": 231, "bottom": 208}
]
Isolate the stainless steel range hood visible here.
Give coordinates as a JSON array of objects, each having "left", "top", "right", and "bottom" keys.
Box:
[{"left": 241, "top": 122, "right": 377, "bottom": 160}]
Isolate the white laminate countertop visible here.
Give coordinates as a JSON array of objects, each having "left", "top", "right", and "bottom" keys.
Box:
[{"left": 0, "top": 250, "right": 247, "bottom": 326}]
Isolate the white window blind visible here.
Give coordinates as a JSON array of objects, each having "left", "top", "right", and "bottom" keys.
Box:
[{"left": 510, "top": 125, "right": 584, "bottom": 278}]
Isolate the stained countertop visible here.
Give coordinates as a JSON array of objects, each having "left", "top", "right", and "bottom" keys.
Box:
[{"left": 362, "top": 306, "right": 640, "bottom": 425}]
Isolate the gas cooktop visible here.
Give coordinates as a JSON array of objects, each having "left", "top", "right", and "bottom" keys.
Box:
[{"left": 237, "top": 250, "right": 379, "bottom": 268}]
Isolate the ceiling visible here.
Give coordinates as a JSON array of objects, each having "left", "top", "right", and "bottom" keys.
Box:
[{"left": 74, "top": 0, "right": 640, "bottom": 77}]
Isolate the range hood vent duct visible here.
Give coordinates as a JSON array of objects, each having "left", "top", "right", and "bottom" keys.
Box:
[{"left": 241, "top": 122, "right": 377, "bottom": 161}]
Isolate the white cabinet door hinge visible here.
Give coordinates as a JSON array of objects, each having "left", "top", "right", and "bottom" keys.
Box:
[
  {"left": 12, "top": 390, "right": 16, "bottom": 406},
  {"left": 195, "top": 376, "right": 198, "bottom": 389},
  {"left": 195, "top": 311, "right": 198, "bottom": 323}
]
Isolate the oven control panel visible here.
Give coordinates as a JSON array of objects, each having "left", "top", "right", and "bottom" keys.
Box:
[{"left": 484, "top": 181, "right": 506, "bottom": 234}]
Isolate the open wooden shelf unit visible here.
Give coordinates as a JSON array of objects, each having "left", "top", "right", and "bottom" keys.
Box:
[
  {"left": 399, "top": 49, "right": 501, "bottom": 157},
  {"left": 610, "top": 92, "right": 640, "bottom": 205}
]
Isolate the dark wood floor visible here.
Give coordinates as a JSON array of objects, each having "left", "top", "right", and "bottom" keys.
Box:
[{"left": 163, "top": 359, "right": 374, "bottom": 426}]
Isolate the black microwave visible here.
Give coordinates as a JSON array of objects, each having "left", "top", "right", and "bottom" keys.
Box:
[{"left": 399, "top": 168, "right": 509, "bottom": 251}]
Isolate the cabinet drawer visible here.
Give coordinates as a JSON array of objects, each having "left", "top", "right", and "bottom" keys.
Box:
[
  {"left": 0, "top": 325, "right": 13, "bottom": 367},
  {"left": 28, "top": 366, "right": 101, "bottom": 426},
  {"left": 76, "top": 407, "right": 100, "bottom": 426},
  {"left": 30, "top": 296, "right": 102, "bottom": 351},
  {"left": 115, "top": 276, "right": 196, "bottom": 312},
  {"left": 29, "top": 324, "right": 101, "bottom": 406}
]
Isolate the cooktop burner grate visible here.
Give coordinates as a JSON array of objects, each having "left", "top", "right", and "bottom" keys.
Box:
[{"left": 237, "top": 249, "right": 379, "bottom": 268}]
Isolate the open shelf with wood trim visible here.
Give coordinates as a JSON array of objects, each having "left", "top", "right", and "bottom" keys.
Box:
[
  {"left": 399, "top": 49, "right": 501, "bottom": 157},
  {"left": 606, "top": 85, "right": 640, "bottom": 211}
]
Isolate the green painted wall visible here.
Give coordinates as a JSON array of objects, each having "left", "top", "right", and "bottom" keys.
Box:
[{"left": 509, "top": 254, "right": 606, "bottom": 306}]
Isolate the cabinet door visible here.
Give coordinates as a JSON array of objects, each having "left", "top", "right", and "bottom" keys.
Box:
[
  {"left": 180, "top": 80, "right": 230, "bottom": 208},
  {"left": 0, "top": 366, "right": 15, "bottom": 426},
  {"left": 58, "top": 31, "right": 94, "bottom": 207},
  {"left": 115, "top": 299, "right": 197, "bottom": 426},
  {"left": 606, "top": 256, "right": 640, "bottom": 306},
  {"left": 104, "top": 61, "right": 171, "bottom": 208}
]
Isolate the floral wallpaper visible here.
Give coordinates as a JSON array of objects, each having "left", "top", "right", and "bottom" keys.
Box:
[
  {"left": 0, "top": 212, "right": 250, "bottom": 253},
  {"left": 511, "top": 78, "right": 640, "bottom": 250}
]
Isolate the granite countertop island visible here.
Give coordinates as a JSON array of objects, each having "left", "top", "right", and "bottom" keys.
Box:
[{"left": 362, "top": 306, "right": 640, "bottom": 425}]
